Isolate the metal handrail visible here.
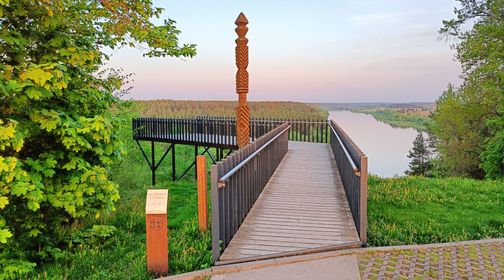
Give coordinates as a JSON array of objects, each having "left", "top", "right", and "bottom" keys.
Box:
[
  {"left": 218, "top": 125, "right": 291, "bottom": 187},
  {"left": 329, "top": 121, "right": 359, "bottom": 174}
]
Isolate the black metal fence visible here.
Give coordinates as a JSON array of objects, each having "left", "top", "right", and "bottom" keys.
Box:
[
  {"left": 329, "top": 120, "right": 368, "bottom": 242},
  {"left": 132, "top": 117, "right": 329, "bottom": 145},
  {"left": 250, "top": 119, "right": 329, "bottom": 143},
  {"left": 132, "top": 117, "right": 238, "bottom": 148},
  {"left": 211, "top": 122, "right": 290, "bottom": 261},
  {"left": 196, "top": 117, "right": 329, "bottom": 143}
]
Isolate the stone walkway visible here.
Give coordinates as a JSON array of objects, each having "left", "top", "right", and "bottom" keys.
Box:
[
  {"left": 162, "top": 238, "right": 504, "bottom": 280},
  {"left": 358, "top": 239, "right": 504, "bottom": 279}
]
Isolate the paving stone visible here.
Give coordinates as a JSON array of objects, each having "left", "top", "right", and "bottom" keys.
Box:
[{"left": 358, "top": 241, "right": 504, "bottom": 280}]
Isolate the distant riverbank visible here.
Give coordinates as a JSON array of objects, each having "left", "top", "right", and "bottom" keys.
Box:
[
  {"left": 353, "top": 108, "right": 432, "bottom": 131},
  {"left": 313, "top": 103, "right": 434, "bottom": 131}
]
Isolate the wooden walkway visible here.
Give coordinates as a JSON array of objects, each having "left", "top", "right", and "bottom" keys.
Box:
[{"left": 220, "top": 142, "right": 359, "bottom": 261}]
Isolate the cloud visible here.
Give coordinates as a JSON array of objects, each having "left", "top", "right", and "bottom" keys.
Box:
[{"left": 348, "top": 10, "right": 426, "bottom": 26}]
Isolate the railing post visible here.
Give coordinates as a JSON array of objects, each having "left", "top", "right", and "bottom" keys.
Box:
[
  {"left": 359, "top": 155, "right": 368, "bottom": 243},
  {"left": 211, "top": 165, "right": 220, "bottom": 262}
]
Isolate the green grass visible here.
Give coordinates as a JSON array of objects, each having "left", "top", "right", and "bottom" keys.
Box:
[
  {"left": 368, "top": 175, "right": 504, "bottom": 247},
  {"left": 355, "top": 108, "right": 431, "bottom": 131},
  {"left": 30, "top": 104, "right": 504, "bottom": 279}
]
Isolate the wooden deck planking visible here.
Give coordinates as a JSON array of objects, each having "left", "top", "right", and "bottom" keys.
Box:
[{"left": 220, "top": 141, "right": 359, "bottom": 261}]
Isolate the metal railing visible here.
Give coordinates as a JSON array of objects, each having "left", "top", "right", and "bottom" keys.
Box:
[
  {"left": 329, "top": 120, "right": 368, "bottom": 243},
  {"left": 132, "top": 117, "right": 328, "bottom": 145},
  {"left": 251, "top": 119, "right": 329, "bottom": 143},
  {"left": 211, "top": 123, "right": 290, "bottom": 261},
  {"left": 132, "top": 117, "right": 237, "bottom": 148}
]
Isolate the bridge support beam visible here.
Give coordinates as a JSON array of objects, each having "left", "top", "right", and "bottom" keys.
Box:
[{"left": 136, "top": 141, "right": 173, "bottom": 186}]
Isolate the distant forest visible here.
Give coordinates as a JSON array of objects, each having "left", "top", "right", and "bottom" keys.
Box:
[
  {"left": 313, "top": 102, "right": 435, "bottom": 111},
  {"left": 136, "top": 100, "right": 329, "bottom": 120}
]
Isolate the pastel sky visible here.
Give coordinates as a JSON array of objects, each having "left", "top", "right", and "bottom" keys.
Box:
[{"left": 107, "top": 0, "right": 462, "bottom": 103}]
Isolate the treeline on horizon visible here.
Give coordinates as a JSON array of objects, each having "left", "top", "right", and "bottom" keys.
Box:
[
  {"left": 314, "top": 102, "right": 436, "bottom": 111},
  {"left": 136, "top": 99, "right": 329, "bottom": 120}
]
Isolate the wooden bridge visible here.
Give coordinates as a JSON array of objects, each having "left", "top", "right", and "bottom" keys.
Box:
[
  {"left": 218, "top": 141, "right": 360, "bottom": 262},
  {"left": 133, "top": 117, "right": 368, "bottom": 265},
  {"left": 133, "top": 12, "right": 368, "bottom": 268}
]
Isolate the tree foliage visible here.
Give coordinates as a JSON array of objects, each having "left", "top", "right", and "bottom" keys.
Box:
[
  {"left": 137, "top": 100, "right": 329, "bottom": 120},
  {"left": 0, "top": 0, "right": 195, "bottom": 277},
  {"left": 406, "top": 132, "right": 433, "bottom": 176},
  {"left": 432, "top": 0, "right": 504, "bottom": 178},
  {"left": 431, "top": 85, "right": 494, "bottom": 178}
]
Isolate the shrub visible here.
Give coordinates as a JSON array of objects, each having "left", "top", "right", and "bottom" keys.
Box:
[{"left": 0, "top": 1, "right": 195, "bottom": 277}]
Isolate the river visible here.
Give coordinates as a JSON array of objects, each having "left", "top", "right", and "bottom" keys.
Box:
[{"left": 328, "top": 110, "right": 418, "bottom": 177}]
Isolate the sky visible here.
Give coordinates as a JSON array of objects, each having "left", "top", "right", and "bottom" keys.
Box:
[{"left": 107, "top": 0, "right": 462, "bottom": 103}]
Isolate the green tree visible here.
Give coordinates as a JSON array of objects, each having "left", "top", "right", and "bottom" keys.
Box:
[
  {"left": 0, "top": 0, "right": 195, "bottom": 277},
  {"left": 406, "top": 132, "right": 433, "bottom": 176},
  {"left": 430, "top": 85, "right": 493, "bottom": 178},
  {"left": 432, "top": 0, "right": 504, "bottom": 178}
]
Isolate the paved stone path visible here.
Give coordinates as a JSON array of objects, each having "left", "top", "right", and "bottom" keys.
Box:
[
  {"left": 162, "top": 239, "right": 504, "bottom": 280},
  {"left": 359, "top": 240, "right": 504, "bottom": 279}
]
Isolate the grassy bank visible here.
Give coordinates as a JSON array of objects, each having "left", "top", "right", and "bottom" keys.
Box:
[
  {"left": 355, "top": 108, "right": 431, "bottom": 131},
  {"left": 368, "top": 176, "right": 504, "bottom": 246}
]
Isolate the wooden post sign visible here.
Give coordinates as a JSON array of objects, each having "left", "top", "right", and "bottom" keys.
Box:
[
  {"left": 235, "top": 12, "right": 250, "bottom": 148},
  {"left": 145, "top": 189, "right": 169, "bottom": 276},
  {"left": 196, "top": 156, "right": 208, "bottom": 231}
]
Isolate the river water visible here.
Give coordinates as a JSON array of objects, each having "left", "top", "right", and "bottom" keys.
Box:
[{"left": 328, "top": 110, "right": 418, "bottom": 177}]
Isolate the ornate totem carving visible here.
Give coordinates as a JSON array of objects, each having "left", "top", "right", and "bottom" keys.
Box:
[{"left": 235, "top": 12, "right": 250, "bottom": 148}]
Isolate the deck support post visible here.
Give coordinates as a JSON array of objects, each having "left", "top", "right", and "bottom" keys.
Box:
[
  {"left": 194, "top": 145, "right": 198, "bottom": 179},
  {"left": 172, "top": 144, "right": 176, "bottom": 181},
  {"left": 151, "top": 141, "right": 155, "bottom": 186},
  {"left": 136, "top": 141, "right": 173, "bottom": 186}
]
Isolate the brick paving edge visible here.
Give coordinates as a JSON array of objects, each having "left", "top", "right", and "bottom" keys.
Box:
[{"left": 157, "top": 238, "right": 504, "bottom": 279}]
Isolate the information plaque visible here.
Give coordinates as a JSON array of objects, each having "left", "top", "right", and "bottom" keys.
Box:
[{"left": 145, "top": 189, "right": 168, "bottom": 275}]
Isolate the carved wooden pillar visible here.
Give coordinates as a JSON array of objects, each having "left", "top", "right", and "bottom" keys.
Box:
[{"left": 235, "top": 12, "right": 250, "bottom": 148}]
